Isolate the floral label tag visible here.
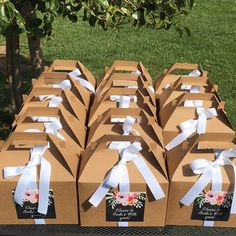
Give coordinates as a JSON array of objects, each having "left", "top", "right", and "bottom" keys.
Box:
[
  {"left": 191, "top": 190, "right": 233, "bottom": 221},
  {"left": 106, "top": 192, "right": 146, "bottom": 222},
  {"left": 13, "top": 189, "right": 56, "bottom": 219}
]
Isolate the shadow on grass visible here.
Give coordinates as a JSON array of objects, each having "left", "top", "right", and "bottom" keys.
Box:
[{"left": 0, "top": 54, "right": 52, "bottom": 140}]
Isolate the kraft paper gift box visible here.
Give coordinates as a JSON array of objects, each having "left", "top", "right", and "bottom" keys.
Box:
[
  {"left": 13, "top": 106, "right": 86, "bottom": 149},
  {"left": 87, "top": 108, "right": 164, "bottom": 147},
  {"left": 20, "top": 87, "right": 87, "bottom": 124},
  {"left": 0, "top": 132, "right": 79, "bottom": 224},
  {"left": 155, "top": 63, "right": 207, "bottom": 98},
  {"left": 166, "top": 133, "right": 236, "bottom": 227},
  {"left": 78, "top": 134, "right": 168, "bottom": 226},
  {"left": 89, "top": 87, "right": 157, "bottom": 127},
  {"left": 96, "top": 71, "right": 154, "bottom": 97},
  {"left": 98, "top": 60, "right": 153, "bottom": 87},
  {"left": 13, "top": 123, "right": 83, "bottom": 156},
  {"left": 158, "top": 76, "right": 219, "bottom": 110},
  {"left": 46, "top": 59, "right": 96, "bottom": 90},
  {"left": 159, "top": 93, "right": 234, "bottom": 149},
  {"left": 33, "top": 71, "right": 93, "bottom": 109}
]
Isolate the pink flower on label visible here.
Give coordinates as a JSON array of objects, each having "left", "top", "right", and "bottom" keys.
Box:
[
  {"left": 115, "top": 193, "right": 128, "bottom": 206},
  {"left": 24, "top": 189, "right": 39, "bottom": 204},
  {"left": 216, "top": 191, "right": 227, "bottom": 205},
  {"left": 204, "top": 191, "right": 217, "bottom": 205}
]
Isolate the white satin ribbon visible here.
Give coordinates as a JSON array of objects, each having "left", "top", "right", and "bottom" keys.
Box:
[
  {"left": 181, "top": 85, "right": 201, "bottom": 93},
  {"left": 164, "top": 69, "right": 201, "bottom": 90},
  {"left": 37, "top": 95, "right": 63, "bottom": 107},
  {"left": 148, "top": 85, "right": 155, "bottom": 94},
  {"left": 131, "top": 70, "right": 141, "bottom": 76},
  {"left": 29, "top": 117, "right": 65, "bottom": 141},
  {"left": 122, "top": 116, "right": 140, "bottom": 136},
  {"left": 52, "top": 80, "right": 72, "bottom": 90},
  {"left": 184, "top": 100, "right": 203, "bottom": 107},
  {"left": 110, "top": 95, "right": 137, "bottom": 108},
  {"left": 68, "top": 69, "right": 95, "bottom": 93},
  {"left": 89, "top": 142, "right": 165, "bottom": 208},
  {"left": 4, "top": 145, "right": 51, "bottom": 216},
  {"left": 188, "top": 70, "right": 201, "bottom": 77},
  {"left": 180, "top": 148, "right": 236, "bottom": 226},
  {"left": 31, "top": 116, "right": 58, "bottom": 122},
  {"left": 109, "top": 116, "right": 140, "bottom": 135},
  {"left": 166, "top": 107, "right": 217, "bottom": 151}
]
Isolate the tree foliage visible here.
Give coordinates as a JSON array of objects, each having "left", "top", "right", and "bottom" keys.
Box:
[{"left": 0, "top": 0, "right": 195, "bottom": 38}]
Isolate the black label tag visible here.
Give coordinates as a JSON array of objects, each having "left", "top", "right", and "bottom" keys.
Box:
[
  {"left": 106, "top": 192, "right": 146, "bottom": 222},
  {"left": 13, "top": 189, "right": 56, "bottom": 219},
  {"left": 191, "top": 190, "right": 233, "bottom": 221}
]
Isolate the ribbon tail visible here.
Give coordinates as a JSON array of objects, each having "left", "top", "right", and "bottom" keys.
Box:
[
  {"left": 165, "top": 129, "right": 195, "bottom": 151},
  {"left": 197, "top": 114, "right": 207, "bottom": 134},
  {"left": 74, "top": 76, "right": 95, "bottom": 93},
  {"left": 230, "top": 161, "right": 236, "bottom": 214},
  {"left": 180, "top": 172, "right": 212, "bottom": 206},
  {"left": 118, "top": 166, "right": 130, "bottom": 227},
  {"left": 89, "top": 175, "right": 111, "bottom": 207},
  {"left": 203, "top": 166, "right": 222, "bottom": 227},
  {"left": 134, "top": 157, "right": 165, "bottom": 200},
  {"left": 118, "top": 222, "right": 128, "bottom": 227},
  {"left": 34, "top": 219, "right": 46, "bottom": 224},
  {"left": 14, "top": 166, "right": 38, "bottom": 206},
  {"left": 38, "top": 157, "right": 51, "bottom": 215},
  {"left": 203, "top": 221, "right": 214, "bottom": 227}
]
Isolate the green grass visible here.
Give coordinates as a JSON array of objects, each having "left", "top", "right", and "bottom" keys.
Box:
[{"left": 0, "top": 0, "right": 236, "bottom": 138}]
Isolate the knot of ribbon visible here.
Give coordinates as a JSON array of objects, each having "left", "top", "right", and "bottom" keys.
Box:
[
  {"left": 166, "top": 107, "right": 217, "bottom": 151},
  {"left": 68, "top": 69, "right": 95, "bottom": 93},
  {"left": 38, "top": 95, "right": 63, "bottom": 108},
  {"left": 180, "top": 147, "right": 236, "bottom": 215},
  {"left": 4, "top": 145, "right": 51, "bottom": 216},
  {"left": 122, "top": 116, "right": 140, "bottom": 136},
  {"left": 110, "top": 95, "right": 137, "bottom": 108},
  {"left": 30, "top": 116, "right": 65, "bottom": 141}
]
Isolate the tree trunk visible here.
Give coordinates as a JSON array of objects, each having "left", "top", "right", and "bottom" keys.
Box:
[
  {"left": 6, "top": 26, "right": 23, "bottom": 114},
  {"left": 20, "top": 0, "right": 44, "bottom": 77},
  {"left": 27, "top": 35, "right": 44, "bottom": 77}
]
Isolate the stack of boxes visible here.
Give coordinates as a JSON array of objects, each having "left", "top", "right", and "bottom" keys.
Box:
[
  {"left": 0, "top": 60, "right": 235, "bottom": 227},
  {"left": 0, "top": 60, "right": 96, "bottom": 224},
  {"left": 79, "top": 60, "right": 168, "bottom": 226},
  {"left": 156, "top": 63, "right": 236, "bottom": 227}
]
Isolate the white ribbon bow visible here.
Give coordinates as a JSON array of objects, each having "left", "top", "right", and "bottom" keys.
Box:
[
  {"left": 29, "top": 117, "right": 65, "bottom": 141},
  {"left": 122, "top": 116, "right": 140, "bottom": 136},
  {"left": 180, "top": 148, "right": 236, "bottom": 225},
  {"left": 68, "top": 69, "right": 95, "bottom": 93},
  {"left": 4, "top": 145, "right": 51, "bottom": 216},
  {"left": 89, "top": 142, "right": 165, "bottom": 208},
  {"left": 52, "top": 80, "right": 72, "bottom": 90},
  {"left": 166, "top": 107, "right": 217, "bottom": 151},
  {"left": 37, "top": 95, "right": 63, "bottom": 108},
  {"left": 164, "top": 69, "right": 201, "bottom": 90}
]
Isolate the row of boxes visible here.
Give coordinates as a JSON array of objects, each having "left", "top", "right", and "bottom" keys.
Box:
[
  {"left": 0, "top": 60, "right": 96, "bottom": 224},
  {"left": 156, "top": 63, "right": 236, "bottom": 227},
  {"left": 0, "top": 60, "right": 235, "bottom": 227}
]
